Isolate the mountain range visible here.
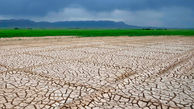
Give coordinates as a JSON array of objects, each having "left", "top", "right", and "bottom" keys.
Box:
[{"left": 0, "top": 19, "right": 141, "bottom": 29}]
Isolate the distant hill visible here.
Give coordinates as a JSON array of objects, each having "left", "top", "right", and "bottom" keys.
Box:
[{"left": 0, "top": 19, "right": 141, "bottom": 29}]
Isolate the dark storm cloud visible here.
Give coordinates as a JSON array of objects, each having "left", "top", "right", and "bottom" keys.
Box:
[
  {"left": 0, "top": 0, "right": 71, "bottom": 16},
  {"left": 76, "top": 0, "right": 194, "bottom": 12},
  {"left": 0, "top": 0, "right": 194, "bottom": 27},
  {"left": 0, "top": 0, "right": 194, "bottom": 16}
]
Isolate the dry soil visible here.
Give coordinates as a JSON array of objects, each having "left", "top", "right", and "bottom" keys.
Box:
[{"left": 0, "top": 36, "right": 194, "bottom": 109}]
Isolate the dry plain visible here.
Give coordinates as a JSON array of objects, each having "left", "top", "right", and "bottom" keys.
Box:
[{"left": 0, "top": 36, "right": 194, "bottom": 109}]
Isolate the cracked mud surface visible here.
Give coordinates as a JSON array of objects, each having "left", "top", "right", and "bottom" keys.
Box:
[{"left": 0, "top": 36, "right": 194, "bottom": 109}]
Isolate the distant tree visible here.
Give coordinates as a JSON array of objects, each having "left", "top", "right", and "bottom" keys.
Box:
[
  {"left": 14, "top": 27, "right": 20, "bottom": 30},
  {"left": 142, "top": 28, "right": 152, "bottom": 30}
]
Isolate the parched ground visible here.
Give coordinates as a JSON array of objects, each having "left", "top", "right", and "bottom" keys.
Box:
[{"left": 0, "top": 36, "right": 194, "bottom": 109}]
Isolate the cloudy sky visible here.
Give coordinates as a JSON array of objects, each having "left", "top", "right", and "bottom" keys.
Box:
[{"left": 0, "top": 0, "right": 194, "bottom": 28}]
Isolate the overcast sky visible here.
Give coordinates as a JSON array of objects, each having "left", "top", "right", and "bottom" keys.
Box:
[{"left": 0, "top": 0, "right": 194, "bottom": 28}]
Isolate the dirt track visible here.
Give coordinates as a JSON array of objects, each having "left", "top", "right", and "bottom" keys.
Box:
[{"left": 0, "top": 36, "right": 194, "bottom": 109}]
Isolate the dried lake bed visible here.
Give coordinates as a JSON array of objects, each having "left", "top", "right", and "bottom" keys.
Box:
[{"left": 0, "top": 36, "right": 194, "bottom": 109}]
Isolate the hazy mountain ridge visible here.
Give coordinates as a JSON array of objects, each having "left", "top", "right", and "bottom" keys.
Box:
[{"left": 0, "top": 19, "right": 141, "bottom": 29}]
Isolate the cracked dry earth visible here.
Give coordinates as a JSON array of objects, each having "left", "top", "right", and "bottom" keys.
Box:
[{"left": 0, "top": 36, "right": 194, "bottom": 109}]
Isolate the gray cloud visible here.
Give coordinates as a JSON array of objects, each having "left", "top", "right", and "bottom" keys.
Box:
[{"left": 0, "top": 0, "right": 194, "bottom": 28}]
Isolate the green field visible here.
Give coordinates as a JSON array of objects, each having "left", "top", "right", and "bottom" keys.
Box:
[{"left": 0, "top": 29, "right": 194, "bottom": 38}]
